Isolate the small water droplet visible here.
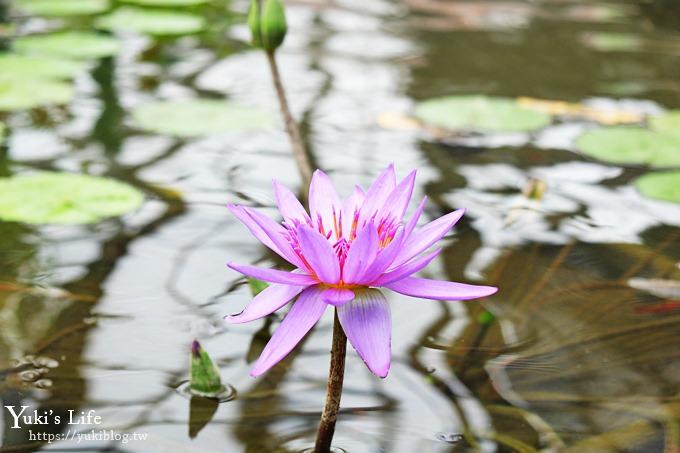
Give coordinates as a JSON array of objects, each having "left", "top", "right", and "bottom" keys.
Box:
[
  {"left": 34, "top": 379, "right": 53, "bottom": 389},
  {"left": 19, "top": 370, "right": 41, "bottom": 382},
  {"left": 435, "top": 432, "right": 463, "bottom": 444},
  {"left": 35, "top": 356, "right": 59, "bottom": 368}
]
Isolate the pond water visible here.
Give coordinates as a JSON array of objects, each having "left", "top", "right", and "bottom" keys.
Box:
[{"left": 1, "top": 0, "right": 680, "bottom": 452}]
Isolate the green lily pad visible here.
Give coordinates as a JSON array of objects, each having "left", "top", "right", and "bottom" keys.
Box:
[
  {"left": 0, "top": 172, "right": 144, "bottom": 224},
  {"left": 576, "top": 127, "right": 680, "bottom": 168},
  {"left": 121, "top": 0, "right": 210, "bottom": 5},
  {"left": 650, "top": 111, "right": 680, "bottom": 139},
  {"left": 635, "top": 171, "right": 680, "bottom": 203},
  {"left": 0, "top": 79, "right": 74, "bottom": 111},
  {"left": 414, "top": 95, "right": 552, "bottom": 133},
  {"left": 131, "top": 100, "right": 275, "bottom": 137},
  {"left": 0, "top": 54, "right": 83, "bottom": 81},
  {"left": 13, "top": 32, "right": 121, "bottom": 60},
  {"left": 95, "top": 7, "right": 206, "bottom": 36},
  {"left": 15, "top": 0, "right": 111, "bottom": 16}
]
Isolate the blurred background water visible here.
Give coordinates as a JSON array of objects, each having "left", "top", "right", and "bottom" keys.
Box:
[{"left": 1, "top": 0, "right": 680, "bottom": 451}]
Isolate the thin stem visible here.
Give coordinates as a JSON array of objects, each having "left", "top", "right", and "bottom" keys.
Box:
[
  {"left": 314, "top": 310, "right": 347, "bottom": 453},
  {"left": 265, "top": 50, "right": 313, "bottom": 189}
]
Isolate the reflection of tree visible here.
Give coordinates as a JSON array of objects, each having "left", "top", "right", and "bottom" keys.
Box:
[
  {"left": 411, "top": 226, "right": 680, "bottom": 450},
  {"left": 0, "top": 42, "right": 188, "bottom": 448}
]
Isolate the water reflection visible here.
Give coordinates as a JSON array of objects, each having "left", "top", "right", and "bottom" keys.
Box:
[{"left": 0, "top": 0, "right": 679, "bottom": 451}]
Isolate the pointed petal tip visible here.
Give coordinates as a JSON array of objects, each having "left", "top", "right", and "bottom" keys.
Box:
[{"left": 369, "top": 361, "right": 390, "bottom": 378}]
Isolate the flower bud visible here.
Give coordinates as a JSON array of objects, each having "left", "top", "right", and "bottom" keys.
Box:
[
  {"left": 248, "top": 0, "right": 287, "bottom": 53},
  {"left": 190, "top": 339, "right": 223, "bottom": 397}
]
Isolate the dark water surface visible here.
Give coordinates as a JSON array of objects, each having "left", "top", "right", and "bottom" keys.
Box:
[{"left": 1, "top": 0, "right": 680, "bottom": 451}]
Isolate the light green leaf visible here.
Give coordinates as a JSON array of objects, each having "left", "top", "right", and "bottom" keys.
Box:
[
  {"left": 0, "top": 172, "right": 144, "bottom": 224},
  {"left": 581, "top": 32, "right": 642, "bottom": 52},
  {"left": 95, "top": 7, "right": 206, "bottom": 36},
  {"left": 0, "top": 54, "right": 83, "bottom": 81},
  {"left": 0, "top": 79, "right": 74, "bottom": 111},
  {"left": 414, "top": 95, "right": 552, "bottom": 133},
  {"left": 635, "top": 171, "right": 680, "bottom": 204},
  {"left": 121, "top": 0, "right": 210, "bottom": 5},
  {"left": 13, "top": 32, "right": 121, "bottom": 60},
  {"left": 576, "top": 127, "right": 680, "bottom": 168},
  {"left": 131, "top": 99, "right": 275, "bottom": 137},
  {"left": 190, "top": 339, "right": 223, "bottom": 397},
  {"left": 15, "top": 0, "right": 111, "bottom": 16},
  {"left": 650, "top": 110, "right": 680, "bottom": 139}
]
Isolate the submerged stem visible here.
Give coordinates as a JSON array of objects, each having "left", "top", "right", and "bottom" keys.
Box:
[
  {"left": 314, "top": 310, "right": 347, "bottom": 452},
  {"left": 265, "top": 50, "right": 313, "bottom": 190}
]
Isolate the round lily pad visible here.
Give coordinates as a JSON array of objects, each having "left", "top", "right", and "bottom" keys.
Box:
[
  {"left": 13, "top": 32, "right": 121, "bottom": 60},
  {"left": 0, "top": 54, "right": 83, "bottom": 81},
  {"left": 131, "top": 100, "right": 275, "bottom": 137},
  {"left": 576, "top": 127, "right": 680, "bottom": 168},
  {"left": 15, "top": 0, "right": 111, "bottom": 16},
  {"left": 0, "top": 172, "right": 144, "bottom": 224},
  {"left": 635, "top": 171, "right": 680, "bottom": 204},
  {"left": 414, "top": 95, "right": 552, "bottom": 133},
  {"left": 0, "top": 79, "right": 73, "bottom": 111},
  {"left": 95, "top": 7, "right": 206, "bottom": 36},
  {"left": 650, "top": 111, "right": 680, "bottom": 139},
  {"left": 120, "top": 0, "right": 210, "bottom": 5}
]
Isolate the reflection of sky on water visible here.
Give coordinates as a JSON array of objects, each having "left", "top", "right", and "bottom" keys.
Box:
[{"left": 447, "top": 161, "right": 680, "bottom": 279}]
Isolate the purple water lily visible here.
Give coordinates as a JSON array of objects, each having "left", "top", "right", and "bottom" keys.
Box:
[{"left": 226, "top": 165, "right": 497, "bottom": 377}]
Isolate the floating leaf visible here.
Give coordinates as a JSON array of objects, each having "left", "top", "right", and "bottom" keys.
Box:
[
  {"left": 96, "top": 7, "right": 206, "bottom": 36},
  {"left": 15, "top": 0, "right": 111, "bottom": 16},
  {"left": 13, "top": 32, "right": 121, "bottom": 60},
  {"left": 414, "top": 95, "right": 551, "bottom": 133},
  {"left": 0, "top": 79, "right": 73, "bottom": 111},
  {"left": 131, "top": 99, "right": 275, "bottom": 137},
  {"left": 634, "top": 171, "right": 680, "bottom": 204},
  {"left": 121, "top": 0, "right": 209, "bottom": 5},
  {"left": 650, "top": 110, "right": 680, "bottom": 139},
  {"left": 190, "top": 339, "right": 223, "bottom": 398},
  {"left": 576, "top": 128, "right": 680, "bottom": 168},
  {"left": 0, "top": 172, "right": 144, "bottom": 224},
  {"left": 0, "top": 54, "right": 83, "bottom": 81},
  {"left": 517, "top": 96, "right": 643, "bottom": 125}
]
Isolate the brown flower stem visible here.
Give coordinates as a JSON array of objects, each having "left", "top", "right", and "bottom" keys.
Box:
[
  {"left": 314, "top": 310, "right": 347, "bottom": 452},
  {"left": 265, "top": 50, "right": 313, "bottom": 190}
]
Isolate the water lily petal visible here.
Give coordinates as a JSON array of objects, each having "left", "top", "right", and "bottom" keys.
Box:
[
  {"left": 379, "top": 170, "right": 416, "bottom": 223},
  {"left": 386, "top": 277, "right": 497, "bottom": 300},
  {"left": 251, "top": 286, "right": 327, "bottom": 376},
  {"left": 341, "top": 185, "right": 365, "bottom": 239},
  {"left": 273, "top": 180, "right": 310, "bottom": 225},
  {"left": 337, "top": 289, "right": 391, "bottom": 378},
  {"left": 309, "top": 170, "right": 342, "bottom": 236},
  {"left": 296, "top": 225, "right": 341, "bottom": 284},
  {"left": 228, "top": 263, "right": 317, "bottom": 286},
  {"left": 225, "top": 284, "right": 304, "bottom": 324},
  {"left": 242, "top": 206, "right": 307, "bottom": 268},
  {"left": 359, "top": 227, "right": 405, "bottom": 284},
  {"left": 343, "top": 222, "right": 379, "bottom": 284},
  {"left": 373, "top": 248, "right": 442, "bottom": 286},
  {"left": 391, "top": 208, "right": 465, "bottom": 268},
  {"left": 321, "top": 287, "right": 355, "bottom": 306},
  {"left": 358, "top": 164, "right": 396, "bottom": 225},
  {"left": 228, "top": 204, "right": 284, "bottom": 257},
  {"left": 403, "top": 196, "right": 426, "bottom": 240}
]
